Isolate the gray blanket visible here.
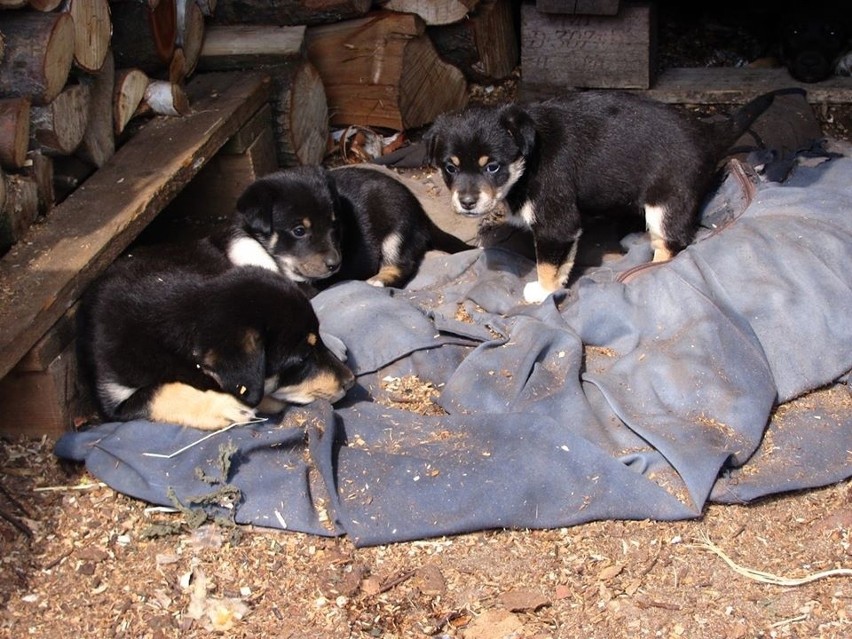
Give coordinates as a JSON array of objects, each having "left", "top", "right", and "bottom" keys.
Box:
[{"left": 56, "top": 156, "right": 852, "bottom": 546}]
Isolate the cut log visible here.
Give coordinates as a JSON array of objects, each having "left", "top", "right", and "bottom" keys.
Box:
[
  {"left": 113, "top": 68, "right": 150, "bottom": 135},
  {"left": 212, "top": 0, "right": 372, "bottom": 26},
  {"left": 0, "top": 12, "right": 75, "bottom": 105},
  {"left": 0, "top": 98, "right": 31, "bottom": 171},
  {"left": 52, "top": 155, "right": 96, "bottom": 204},
  {"left": 0, "top": 173, "right": 39, "bottom": 252},
  {"left": 198, "top": 25, "right": 306, "bottom": 71},
  {"left": 378, "top": 0, "right": 479, "bottom": 25},
  {"left": 111, "top": 0, "right": 177, "bottom": 73},
  {"left": 0, "top": 0, "right": 27, "bottom": 8},
  {"left": 428, "top": 0, "right": 519, "bottom": 83},
  {"left": 537, "top": 0, "right": 620, "bottom": 15},
  {"left": 173, "top": 0, "right": 206, "bottom": 80},
  {"left": 269, "top": 60, "right": 328, "bottom": 166},
  {"left": 30, "top": 82, "right": 92, "bottom": 156},
  {"left": 63, "top": 0, "right": 112, "bottom": 73},
  {"left": 136, "top": 80, "right": 191, "bottom": 117},
  {"left": 23, "top": 151, "right": 55, "bottom": 216},
  {"left": 77, "top": 49, "right": 116, "bottom": 168},
  {"left": 29, "top": 0, "right": 66, "bottom": 11},
  {"left": 306, "top": 11, "right": 468, "bottom": 130}
]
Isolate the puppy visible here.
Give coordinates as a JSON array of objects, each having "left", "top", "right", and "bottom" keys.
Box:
[
  {"left": 77, "top": 241, "right": 355, "bottom": 430},
  {"left": 778, "top": 4, "right": 849, "bottom": 83},
  {"left": 221, "top": 165, "right": 469, "bottom": 291},
  {"left": 425, "top": 90, "right": 775, "bottom": 303}
]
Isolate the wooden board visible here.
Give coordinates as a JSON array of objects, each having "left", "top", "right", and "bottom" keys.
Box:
[
  {"left": 537, "top": 0, "right": 620, "bottom": 15},
  {"left": 520, "top": 2, "right": 655, "bottom": 95},
  {"left": 0, "top": 71, "right": 271, "bottom": 381},
  {"left": 645, "top": 67, "right": 852, "bottom": 104}
]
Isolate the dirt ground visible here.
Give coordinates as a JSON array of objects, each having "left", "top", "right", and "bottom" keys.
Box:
[{"left": 3, "top": 14, "right": 852, "bottom": 637}]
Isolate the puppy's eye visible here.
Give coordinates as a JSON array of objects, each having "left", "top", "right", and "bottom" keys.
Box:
[
  {"left": 484, "top": 161, "right": 501, "bottom": 174},
  {"left": 444, "top": 162, "right": 458, "bottom": 175},
  {"left": 292, "top": 225, "right": 307, "bottom": 238}
]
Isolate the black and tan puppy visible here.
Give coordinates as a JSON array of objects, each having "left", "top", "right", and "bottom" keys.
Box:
[
  {"left": 78, "top": 242, "right": 355, "bottom": 430},
  {"left": 223, "top": 165, "right": 469, "bottom": 291},
  {"left": 425, "top": 90, "right": 775, "bottom": 303}
]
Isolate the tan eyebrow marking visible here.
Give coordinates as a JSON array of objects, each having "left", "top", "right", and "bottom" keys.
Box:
[
  {"left": 307, "top": 332, "right": 318, "bottom": 346},
  {"left": 478, "top": 156, "right": 490, "bottom": 168},
  {"left": 302, "top": 217, "right": 312, "bottom": 228},
  {"left": 449, "top": 155, "right": 460, "bottom": 166}
]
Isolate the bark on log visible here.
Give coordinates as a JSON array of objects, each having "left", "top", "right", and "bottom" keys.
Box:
[
  {"left": 198, "top": 25, "right": 306, "bottom": 71},
  {"left": 306, "top": 11, "right": 468, "bottom": 130},
  {"left": 428, "top": 0, "right": 519, "bottom": 83},
  {"left": 63, "top": 0, "right": 112, "bottom": 73},
  {"left": 173, "top": 0, "right": 206, "bottom": 80},
  {"left": 135, "top": 80, "right": 190, "bottom": 117},
  {"left": 30, "top": 0, "right": 65, "bottom": 10},
  {"left": 113, "top": 68, "right": 150, "bottom": 135},
  {"left": 0, "top": 98, "right": 31, "bottom": 171},
  {"left": 379, "top": 0, "right": 479, "bottom": 25},
  {"left": 0, "top": 173, "right": 39, "bottom": 250},
  {"left": 30, "top": 82, "right": 91, "bottom": 156},
  {"left": 0, "top": 13, "right": 75, "bottom": 105},
  {"left": 269, "top": 60, "right": 328, "bottom": 166},
  {"left": 23, "top": 151, "right": 55, "bottom": 216},
  {"left": 212, "top": 0, "right": 372, "bottom": 27},
  {"left": 77, "top": 49, "right": 116, "bottom": 168},
  {"left": 111, "top": 0, "right": 177, "bottom": 73}
]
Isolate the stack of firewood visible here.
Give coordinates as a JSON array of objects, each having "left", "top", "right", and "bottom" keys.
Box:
[
  {"left": 0, "top": 0, "right": 519, "bottom": 255},
  {"left": 0, "top": 0, "right": 208, "bottom": 254}
]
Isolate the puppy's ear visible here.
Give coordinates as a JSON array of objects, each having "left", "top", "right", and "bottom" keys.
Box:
[
  {"left": 235, "top": 179, "right": 275, "bottom": 237},
  {"left": 499, "top": 105, "right": 536, "bottom": 158},
  {"left": 323, "top": 168, "right": 343, "bottom": 217}
]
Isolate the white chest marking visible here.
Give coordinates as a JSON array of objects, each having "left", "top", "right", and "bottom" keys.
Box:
[{"left": 227, "top": 236, "right": 280, "bottom": 273}]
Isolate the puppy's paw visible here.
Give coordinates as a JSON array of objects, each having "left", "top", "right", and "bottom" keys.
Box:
[
  {"left": 150, "top": 383, "right": 256, "bottom": 430},
  {"left": 196, "top": 392, "right": 257, "bottom": 430},
  {"left": 523, "top": 280, "right": 554, "bottom": 304},
  {"left": 366, "top": 277, "right": 386, "bottom": 287}
]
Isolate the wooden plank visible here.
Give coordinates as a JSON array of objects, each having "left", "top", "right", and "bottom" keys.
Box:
[
  {"left": 520, "top": 2, "right": 655, "bottom": 95},
  {"left": 645, "top": 67, "right": 852, "bottom": 104},
  {"left": 0, "top": 71, "right": 271, "bottom": 381},
  {"left": 537, "top": 0, "right": 620, "bottom": 15}
]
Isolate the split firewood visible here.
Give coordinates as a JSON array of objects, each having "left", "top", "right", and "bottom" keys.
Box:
[
  {"left": 22, "top": 151, "right": 55, "bottom": 216},
  {"left": 30, "top": 82, "right": 92, "bottom": 156},
  {"left": 0, "top": 12, "right": 75, "bottom": 105},
  {"left": 270, "top": 60, "right": 329, "bottom": 166},
  {"left": 198, "top": 25, "right": 306, "bottom": 71},
  {"left": 62, "top": 0, "right": 112, "bottom": 73},
  {"left": 0, "top": 98, "right": 31, "bottom": 171},
  {"left": 196, "top": 0, "right": 217, "bottom": 16},
  {"left": 211, "top": 0, "right": 371, "bottom": 26},
  {"left": 77, "top": 49, "right": 116, "bottom": 168},
  {"left": 379, "top": 0, "right": 479, "bottom": 25},
  {"left": 0, "top": 172, "right": 39, "bottom": 251},
  {"left": 0, "top": 0, "right": 27, "bottom": 8},
  {"left": 135, "top": 80, "right": 191, "bottom": 118},
  {"left": 173, "top": 0, "right": 206, "bottom": 81},
  {"left": 306, "top": 11, "right": 468, "bottom": 130},
  {"left": 113, "top": 68, "right": 150, "bottom": 136},
  {"left": 428, "top": 0, "right": 519, "bottom": 83},
  {"left": 111, "top": 0, "right": 178, "bottom": 73},
  {"left": 29, "top": 0, "right": 65, "bottom": 11}
]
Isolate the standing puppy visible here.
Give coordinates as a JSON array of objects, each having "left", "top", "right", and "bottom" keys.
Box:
[
  {"left": 425, "top": 91, "right": 775, "bottom": 303},
  {"left": 225, "top": 165, "right": 469, "bottom": 291}
]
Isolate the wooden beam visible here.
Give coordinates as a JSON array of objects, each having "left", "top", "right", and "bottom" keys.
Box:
[{"left": 0, "top": 71, "right": 271, "bottom": 380}]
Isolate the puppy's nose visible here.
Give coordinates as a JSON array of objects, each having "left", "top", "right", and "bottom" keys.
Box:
[
  {"left": 458, "top": 193, "right": 479, "bottom": 211},
  {"left": 324, "top": 255, "right": 341, "bottom": 272}
]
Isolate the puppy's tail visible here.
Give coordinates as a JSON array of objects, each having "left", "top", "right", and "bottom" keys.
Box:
[{"left": 708, "top": 88, "right": 804, "bottom": 154}]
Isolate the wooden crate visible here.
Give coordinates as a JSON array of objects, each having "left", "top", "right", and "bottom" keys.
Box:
[{"left": 520, "top": 2, "right": 656, "bottom": 97}]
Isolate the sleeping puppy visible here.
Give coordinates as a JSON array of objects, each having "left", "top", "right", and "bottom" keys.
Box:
[
  {"left": 425, "top": 90, "right": 775, "bottom": 303},
  {"left": 222, "top": 165, "right": 469, "bottom": 291},
  {"left": 77, "top": 241, "right": 355, "bottom": 430}
]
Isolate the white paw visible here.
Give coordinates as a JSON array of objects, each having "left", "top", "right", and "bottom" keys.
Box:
[
  {"left": 523, "top": 280, "right": 554, "bottom": 304},
  {"left": 366, "top": 278, "right": 386, "bottom": 287},
  {"left": 205, "top": 392, "right": 256, "bottom": 429}
]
